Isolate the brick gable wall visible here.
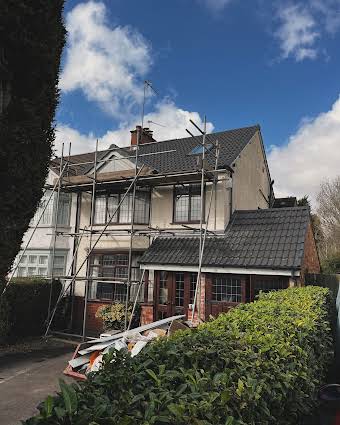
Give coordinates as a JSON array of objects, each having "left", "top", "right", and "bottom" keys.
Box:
[{"left": 301, "top": 222, "right": 320, "bottom": 279}]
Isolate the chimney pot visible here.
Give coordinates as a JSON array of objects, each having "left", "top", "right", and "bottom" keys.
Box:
[{"left": 130, "top": 125, "right": 156, "bottom": 146}]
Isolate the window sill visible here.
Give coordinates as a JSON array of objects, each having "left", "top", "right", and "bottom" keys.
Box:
[
  {"left": 171, "top": 221, "right": 204, "bottom": 225},
  {"left": 210, "top": 300, "right": 241, "bottom": 304},
  {"left": 91, "top": 223, "right": 150, "bottom": 226}
]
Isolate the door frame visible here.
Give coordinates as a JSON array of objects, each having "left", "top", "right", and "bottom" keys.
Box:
[{"left": 154, "top": 271, "right": 196, "bottom": 320}]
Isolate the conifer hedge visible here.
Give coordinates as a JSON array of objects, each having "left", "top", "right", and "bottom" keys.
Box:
[
  {"left": 0, "top": 1, "right": 65, "bottom": 282},
  {"left": 0, "top": 278, "right": 62, "bottom": 343},
  {"left": 25, "top": 286, "right": 333, "bottom": 425}
]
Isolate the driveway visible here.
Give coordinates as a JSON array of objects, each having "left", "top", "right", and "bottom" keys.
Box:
[{"left": 0, "top": 344, "right": 75, "bottom": 425}]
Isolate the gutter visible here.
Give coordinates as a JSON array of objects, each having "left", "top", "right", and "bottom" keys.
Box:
[{"left": 140, "top": 263, "right": 301, "bottom": 277}]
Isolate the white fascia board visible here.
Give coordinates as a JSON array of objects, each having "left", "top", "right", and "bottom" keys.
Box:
[{"left": 140, "top": 263, "right": 300, "bottom": 277}]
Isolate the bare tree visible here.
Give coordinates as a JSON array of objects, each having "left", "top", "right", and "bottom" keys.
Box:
[{"left": 317, "top": 176, "right": 340, "bottom": 258}]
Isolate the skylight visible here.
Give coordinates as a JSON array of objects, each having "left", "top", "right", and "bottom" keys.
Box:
[{"left": 189, "top": 143, "right": 214, "bottom": 155}]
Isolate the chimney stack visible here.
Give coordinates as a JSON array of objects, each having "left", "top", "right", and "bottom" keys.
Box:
[{"left": 130, "top": 125, "right": 155, "bottom": 146}]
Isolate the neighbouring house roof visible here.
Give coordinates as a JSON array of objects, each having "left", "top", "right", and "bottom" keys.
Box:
[
  {"left": 51, "top": 125, "right": 260, "bottom": 177},
  {"left": 50, "top": 150, "right": 111, "bottom": 176},
  {"left": 139, "top": 207, "right": 310, "bottom": 271},
  {"left": 273, "top": 197, "right": 297, "bottom": 208}
]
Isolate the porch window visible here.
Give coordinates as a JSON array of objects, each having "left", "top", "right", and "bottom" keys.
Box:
[
  {"left": 94, "top": 190, "right": 150, "bottom": 225},
  {"left": 158, "top": 271, "right": 168, "bottom": 305},
  {"left": 173, "top": 184, "right": 203, "bottom": 223},
  {"left": 253, "top": 278, "right": 288, "bottom": 299},
  {"left": 175, "top": 272, "right": 185, "bottom": 307},
  {"left": 212, "top": 275, "right": 241, "bottom": 302},
  {"left": 189, "top": 272, "right": 198, "bottom": 303}
]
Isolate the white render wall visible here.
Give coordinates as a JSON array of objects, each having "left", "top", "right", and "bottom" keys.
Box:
[
  {"left": 12, "top": 169, "right": 77, "bottom": 278},
  {"left": 232, "top": 131, "right": 271, "bottom": 211}
]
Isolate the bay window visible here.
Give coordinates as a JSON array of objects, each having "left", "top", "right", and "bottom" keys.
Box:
[
  {"left": 15, "top": 251, "right": 67, "bottom": 278},
  {"left": 174, "top": 184, "right": 203, "bottom": 223},
  {"left": 89, "top": 253, "right": 143, "bottom": 302}
]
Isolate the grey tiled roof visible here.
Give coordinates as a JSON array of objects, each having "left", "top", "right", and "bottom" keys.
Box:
[
  {"left": 136, "top": 125, "right": 259, "bottom": 173},
  {"left": 139, "top": 207, "right": 310, "bottom": 271},
  {"left": 52, "top": 125, "right": 259, "bottom": 176},
  {"left": 51, "top": 149, "right": 111, "bottom": 176}
]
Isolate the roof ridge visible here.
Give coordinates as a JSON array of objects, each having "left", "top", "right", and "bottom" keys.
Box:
[{"left": 141, "top": 124, "right": 260, "bottom": 147}]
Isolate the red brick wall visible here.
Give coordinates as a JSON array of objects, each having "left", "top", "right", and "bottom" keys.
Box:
[
  {"left": 302, "top": 222, "right": 320, "bottom": 278},
  {"left": 72, "top": 297, "right": 108, "bottom": 335},
  {"left": 187, "top": 273, "right": 206, "bottom": 324},
  {"left": 140, "top": 304, "right": 154, "bottom": 325}
]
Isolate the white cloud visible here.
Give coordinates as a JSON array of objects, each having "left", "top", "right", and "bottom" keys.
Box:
[
  {"left": 200, "top": 0, "right": 233, "bottom": 12},
  {"left": 268, "top": 96, "right": 340, "bottom": 207},
  {"left": 54, "top": 100, "right": 214, "bottom": 155},
  {"left": 60, "top": 1, "right": 152, "bottom": 118},
  {"left": 275, "top": 4, "right": 320, "bottom": 61},
  {"left": 311, "top": 0, "right": 340, "bottom": 34},
  {"left": 54, "top": 124, "right": 97, "bottom": 155}
]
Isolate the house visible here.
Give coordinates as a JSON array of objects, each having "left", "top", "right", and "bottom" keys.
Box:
[
  {"left": 56, "top": 124, "right": 275, "bottom": 332},
  {"left": 13, "top": 124, "right": 320, "bottom": 334}
]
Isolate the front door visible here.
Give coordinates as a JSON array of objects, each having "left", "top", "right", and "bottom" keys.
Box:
[{"left": 154, "top": 271, "right": 197, "bottom": 320}]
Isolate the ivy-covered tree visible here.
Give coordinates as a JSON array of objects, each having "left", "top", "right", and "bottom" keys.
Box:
[
  {"left": 0, "top": 1, "right": 65, "bottom": 282},
  {"left": 297, "top": 195, "right": 324, "bottom": 259}
]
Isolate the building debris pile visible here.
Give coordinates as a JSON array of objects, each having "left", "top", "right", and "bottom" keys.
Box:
[{"left": 64, "top": 315, "right": 187, "bottom": 379}]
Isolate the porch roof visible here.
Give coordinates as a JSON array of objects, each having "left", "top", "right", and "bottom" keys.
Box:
[{"left": 139, "top": 207, "right": 310, "bottom": 271}]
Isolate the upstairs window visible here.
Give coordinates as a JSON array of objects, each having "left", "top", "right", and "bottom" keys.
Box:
[
  {"left": 94, "top": 190, "right": 150, "bottom": 225},
  {"left": 173, "top": 184, "right": 203, "bottom": 223},
  {"left": 31, "top": 191, "right": 71, "bottom": 226}
]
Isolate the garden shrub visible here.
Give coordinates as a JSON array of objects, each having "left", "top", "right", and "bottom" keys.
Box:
[
  {"left": 0, "top": 278, "right": 62, "bottom": 343},
  {"left": 95, "top": 302, "right": 141, "bottom": 331},
  {"left": 24, "top": 286, "right": 333, "bottom": 425}
]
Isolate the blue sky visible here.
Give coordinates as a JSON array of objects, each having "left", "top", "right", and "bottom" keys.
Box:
[{"left": 55, "top": 0, "right": 340, "bottom": 204}]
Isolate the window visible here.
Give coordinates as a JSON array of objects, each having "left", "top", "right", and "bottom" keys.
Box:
[
  {"left": 175, "top": 272, "right": 185, "bottom": 307},
  {"left": 89, "top": 253, "right": 130, "bottom": 302},
  {"left": 38, "top": 268, "right": 48, "bottom": 276},
  {"left": 31, "top": 191, "right": 71, "bottom": 226},
  {"left": 174, "top": 184, "right": 203, "bottom": 223},
  {"left": 212, "top": 275, "right": 241, "bottom": 303},
  {"left": 29, "top": 255, "right": 37, "bottom": 264},
  {"left": 14, "top": 251, "right": 67, "bottom": 278},
  {"left": 39, "top": 256, "right": 48, "bottom": 265},
  {"left": 189, "top": 272, "right": 198, "bottom": 304},
  {"left": 94, "top": 191, "right": 150, "bottom": 224},
  {"left": 57, "top": 193, "right": 71, "bottom": 226},
  {"left": 37, "top": 191, "right": 54, "bottom": 225},
  {"left": 159, "top": 271, "right": 168, "bottom": 305},
  {"left": 253, "top": 278, "right": 288, "bottom": 299},
  {"left": 17, "top": 267, "right": 26, "bottom": 277},
  {"left": 189, "top": 143, "right": 213, "bottom": 155}
]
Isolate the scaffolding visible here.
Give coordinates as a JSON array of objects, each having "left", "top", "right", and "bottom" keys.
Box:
[{"left": 5, "top": 104, "right": 226, "bottom": 340}]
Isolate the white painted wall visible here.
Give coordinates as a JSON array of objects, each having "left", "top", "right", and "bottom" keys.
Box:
[
  {"left": 12, "top": 168, "right": 77, "bottom": 279},
  {"left": 232, "top": 131, "right": 271, "bottom": 211}
]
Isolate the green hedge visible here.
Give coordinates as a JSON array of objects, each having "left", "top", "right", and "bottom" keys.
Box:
[
  {"left": 25, "top": 286, "right": 333, "bottom": 425},
  {"left": 0, "top": 278, "right": 62, "bottom": 343}
]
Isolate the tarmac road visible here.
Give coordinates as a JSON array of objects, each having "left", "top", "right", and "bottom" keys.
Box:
[{"left": 0, "top": 345, "right": 74, "bottom": 425}]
